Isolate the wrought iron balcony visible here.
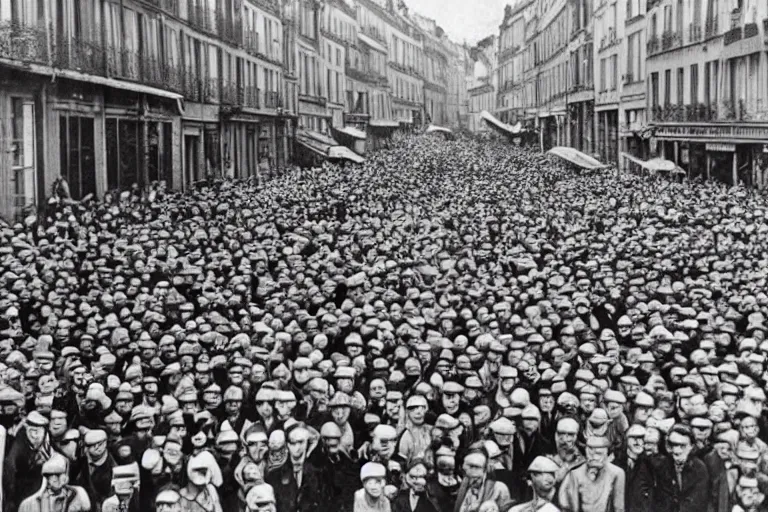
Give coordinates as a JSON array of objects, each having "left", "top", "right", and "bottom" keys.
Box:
[
  {"left": 53, "top": 35, "right": 106, "bottom": 76},
  {"left": 689, "top": 23, "right": 702, "bottom": 42},
  {"left": 189, "top": 4, "right": 215, "bottom": 35},
  {"left": 107, "top": 47, "right": 140, "bottom": 80},
  {"left": 0, "top": 21, "right": 49, "bottom": 65},
  {"left": 203, "top": 76, "right": 218, "bottom": 102},
  {"left": 360, "top": 25, "right": 388, "bottom": 47},
  {"left": 661, "top": 31, "right": 681, "bottom": 50},
  {"left": 221, "top": 82, "right": 241, "bottom": 106},
  {"left": 244, "top": 30, "right": 260, "bottom": 56},
  {"left": 145, "top": 0, "right": 180, "bottom": 16},
  {"left": 647, "top": 36, "right": 660, "bottom": 54},
  {"left": 265, "top": 91, "right": 281, "bottom": 108},
  {"left": 724, "top": 26, "right": 743, "bottom": 45},
  {"left": 243, "top": 86, "right": 260, "bottom": 108},
  {"left": 651, "top": 103, "right": 718, "bottom": 122},
  {"left": 722, "top": 99, "right": 747, "bottom": 120},
  {"left": 182, "top": 69, "right": 202, "bottom": 102},
  {"left": 216, "top": 13, "right": 241, "bottom": 45},
  {"left": 744, "top": 22, "right": 759, "bottom": 38},
  {"left": 705, "top": 17, "right": 719, "bottom": 38}
]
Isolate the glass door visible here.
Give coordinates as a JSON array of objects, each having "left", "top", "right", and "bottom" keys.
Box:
[{"left": 8, "top": 97, "right": 37, "bottom": 218}]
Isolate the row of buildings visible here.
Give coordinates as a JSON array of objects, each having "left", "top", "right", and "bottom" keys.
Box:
[
  {"left": 470, "top": 0, "right": 768, "bottom": 187},
  {"left": 0, "top": 0, "right": 471, "bottom": 220}
]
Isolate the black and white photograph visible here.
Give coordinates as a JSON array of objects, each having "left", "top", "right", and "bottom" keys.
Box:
[{"left": 0, "top": 0, "right": 766, "bottom": 511}]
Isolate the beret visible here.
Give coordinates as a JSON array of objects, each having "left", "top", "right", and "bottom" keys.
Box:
[{"left": 528, "top": 456, "right": 560, "bottom": 473}]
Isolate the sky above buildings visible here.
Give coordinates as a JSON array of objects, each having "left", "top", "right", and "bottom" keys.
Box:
[{"left": 408, "top": 0, "right": 507, "bottom": 45}]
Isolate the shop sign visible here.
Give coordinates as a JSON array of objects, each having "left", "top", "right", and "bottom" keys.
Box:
[
  {"left": 706, "top": 143, "right": 736, "bottom": 152},
  {"left": 657, "top": 123, "right": 768, "bottom": 141}
]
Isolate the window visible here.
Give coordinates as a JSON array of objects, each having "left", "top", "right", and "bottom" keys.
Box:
[
  {"left": 691, "top": 64, "right": 699, "bottom": 104},
  {"left": 664, "top": 68, "right": 671, "bottom": 105},
  {"left": 651, "top": 71, "right": 660, "bottom": 106},
  {"left": 59, "top": 114, "right": 96, "bottom": 201},
  {"left": 600, "top": 57, "right": 606, "bottom": 91},
  {"left": 677, "top": 67, "right": 684, "bottom": 104},
  {"left": 610, "top": 55, "right": 617, "bottom": 90},
  {"left": 704, "top": 61, "right": 711, "bottom": 105}
]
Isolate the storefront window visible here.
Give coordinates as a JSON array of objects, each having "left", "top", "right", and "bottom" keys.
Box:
[{"left": 60, "top": 114, "right": 96, "bottom": 200}]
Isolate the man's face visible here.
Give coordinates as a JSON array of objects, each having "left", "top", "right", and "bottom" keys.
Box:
[
  {"left": 275, "top": 400, "right": 295, "bottom": 419},
  {"left": 627, "top": 434, "right": 644, "bottom": 456},
  {"left": 539, "top": 395, "right": 554, "bottom": 412},
  {"left": 462, "top": 453, "right": 486, "bottom": 484},
  {"left": 714, "top": 441, "right": 732, "bottom": 461},
  {"left": 27, "top": 425, "right": 46, "bottom": 448},
  {"left": 530, "top": 471, "right": 556, "bottom": 494},
  {"left": 692, "top": 425, "right": 712, "bottom": 444},
  {"left": 407, "top": 405, "right": 426, "bottom": 425},
  {"left": 246, "top": 437, "right": 268, "bottom": 462},
  {"left": 369, "top": 380, "right": 386, "bottom": 400},
  {"left": 633, "top": 405, "right": 652, "bottom": 424},
  {"left": 323, "top": 435, "right": 341, "bottom": 454},
  {"left": 493, "top": 432, "right": 514, "bottom": 448},
  {"left": 331, "top": 406, "right": 351, "bottom": 425},
  {"left": 644, "top": 432, "right": 660, "bottom": 455},
  {"left": 163, "top": 442, "right": 183, "bottom": 466},
  {"left": 86, "top": 439, "right": 108, "bottom": 462},
  {"left": 442, "top": 392, "right": 460, "bottom": 412},
  {"left": 580, "top": 395, "right": 597, "bottom": 413},
  {"left": 405, "top": 463, "right": 427, "bottom": 493},
  {"left": 741, "top": 417, "right": 760, "bottom": 440},
  {"left": 336, "top": 378, "right": 354, "bottom": 394},
  {"left": 363, "top": 477, "right": 385, "bottom": 498},
  {"left": 555, "top": 426, "right": 578, "bottom": 451},
  {"left": 586, "top": 446, "right": 608, "bottom": 468},
  {"left": 376, "top": 433, "right": 397, "bottom": 458},
  {"left": 667, "top": 432, "right": 693, "bottom": 465},
  {"left": 225, "top": 400, "right": 242, "bottom": 416},
  {"left": 256, "top": 400, "right": 274, "bottom": 419},
  {"left": 288, "top": 432, "right": 308, "bottom": 464},
  {"left": 606, "top": 402, "right": 623, "bottom": 420},
  {"left": 46, "top": 473, "right": 67, "bottom": 494}
]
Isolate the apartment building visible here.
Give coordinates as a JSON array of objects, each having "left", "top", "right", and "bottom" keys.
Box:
[
  {"left": 619, "top": 0, "right": 648, "bottom": 165},
  {"left": 646, "top": 0, "right": 768, "bottom": 186},
  {"left": 413, "top": 13, "right": 449, "bottom": 126},
  {"left": 534, "top": 0, "right": 570, "bottom": 150},
  {"left": 355, "top": 0, "right": 396, "bottom": 130},
  {"left": 565, "top": 0, "right": 595, "bottom": 153},
  {"left": 387, "top": 5, "right": 425, "bottom": 127},
  {"left": 497, "top": 1, "right": 530, "bottom": 125},
  {"left": 594, "top": 0, "right": 620, "bottom": 163},
  {"left": 321, "top": 0, "right": 355, "bottom": 128},
  {"left": 0, "top": 0, "right": 290, "bottom": 220},
  {"left": 468, "top": 36, "right": 498, "bottom": 132}
]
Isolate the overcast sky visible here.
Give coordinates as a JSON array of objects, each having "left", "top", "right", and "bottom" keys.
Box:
[{"left": 407, "top": 0, "right": 508, "bottom": 45}]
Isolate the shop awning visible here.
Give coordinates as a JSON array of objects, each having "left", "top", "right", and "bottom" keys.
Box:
[
  {"left": 329, "top": 145, "right": 366, "bottom": 163},
  {"left": 358, "top": 33, "right": 388, "bottom": 54},
  {"left": 0, "top": 57, "right": 184, "bottom": 106},
  {"left": 334, "top": 126, "right": 367, "bottom": 140},
  {"left": 480, "top": 110, "right": 521, "bottom": 136},
  {"left": 296, "top": 129, "right": 365, "bottom": 164},
  {"left": 621, "top": 153, "right": 685, "bottom": 174},
  {"left": 547, "top": 147, "right": 607, "bottom": 170},
  {"left": 426, "top": 125, "right": 453, "bottom": 134},
  {"left": 369, "top": 119, "right": 400, "bottom": 128}
]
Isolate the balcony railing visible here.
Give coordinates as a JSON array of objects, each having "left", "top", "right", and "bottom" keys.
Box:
[
  {"left": 722, "top": 99, "right": 747, "bottom": 120},
  {"left": 146, "top": 0, "right": 180, "bottom": 16},
  {"left": 724, "top": 26, "right": 743, "bottom": 45},
  {"left": 744, "top": 22, "right": 759, "bottom": 38},
  {"left": 360, "top": 25, "right": 388, "bottom": 47},
  {"left": 652, "top": 103, "right": 718, "bottom": 122},
  {"left": 705, "top": 17, "right": 719, "bottom": 38},
  {"left": 216, "top": 12, "right": 241, "bottom": 45},
  {"left": 189, "top": 4, "right": 215, "bottom": 34},
  {"left": 689, "top": 23, "right": 702, "bottom": 42},
  {"left": 53, "top": 35, "right": 106, "bottom": 76},
  {"left": 203, "top": 77, "right": 218, "bottom": 102},
  {"left": 221, "top": 82, "right": 241, "bottom": 106},
  {"left": 661, "top": 31, "right": 681, "bottom": 50},
  {"left": 0, "top": 22, "right": 49, "bottom": 64},
  {"left": 182, "top": 69, "right": 202, "bottom": 102},
  {"left": 243, "top": 86, "right": 260, "bottom": 108},
  {"left": 265, "top": 90, "right": 281, "bottom": 108},
  {"left": 647, "top": 35, "right": 660, "bottom": 54},
  {"left": 244, "top": 30, "right": 260, "bottom": 56}
]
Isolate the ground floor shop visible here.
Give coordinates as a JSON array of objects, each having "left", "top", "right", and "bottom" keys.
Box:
[
  {"left": 596, "top": 108, "right": 619, "bottom": 165},
  {"left": 539, "top": 114, "right": 565, "bottom": 151},
  {"left": 0, "top": 66, "right": 298, "bottom": 221},
  {"left": 566, "top": 100, "right": 595, "bottom": 155},
  {"left": 652, "top": 122, "right": 768, "bottom": 188}
]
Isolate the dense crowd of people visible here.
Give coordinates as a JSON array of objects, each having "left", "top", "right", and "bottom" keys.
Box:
[{"left": 1, "top": 134, "right": 768, "bottom": 512}]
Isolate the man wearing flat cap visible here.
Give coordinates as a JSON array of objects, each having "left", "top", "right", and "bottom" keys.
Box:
[
  {"left": 4, "top": 411, "right": 52, "bottom": 512},
  {"left": 19, "top": 453, "right": 91, "bottom": 512},
  {"left": 508, "top": 457, "right": 560, "bottom": 512},
  {"left": 559, "top": 436, "right": 625, "bottom": 512},
  {"left": 634, "top": 424, "right": 710, "bottom": 512},
  {"left": 74, "top": 429, "right": 115, "bottom": 511}
]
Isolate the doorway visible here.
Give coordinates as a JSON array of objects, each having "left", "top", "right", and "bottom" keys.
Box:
[
  {"left": 2, "top": 96, "right": 37, "bottom": 220},
  {"left": 184, "top": 134, "right": 200, "bottom": 186}
]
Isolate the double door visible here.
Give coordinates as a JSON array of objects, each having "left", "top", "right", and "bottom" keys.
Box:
[{"left": 0, "top": 95, "right": 37, "bottom": 221}]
